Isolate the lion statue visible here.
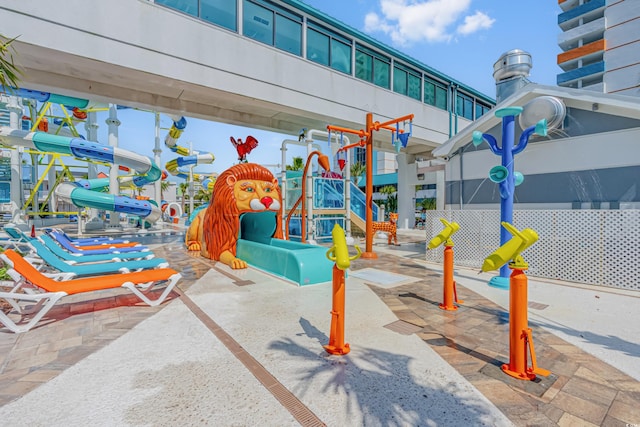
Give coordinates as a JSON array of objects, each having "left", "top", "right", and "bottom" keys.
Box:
[{"left": 185, "top": 163, "right": 283, "bottom": 269}]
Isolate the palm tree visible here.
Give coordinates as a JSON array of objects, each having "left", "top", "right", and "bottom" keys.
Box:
[
  {"left": 286, "top": 156, "right": 304, "bottom": 171},
  {"left": 418, "top": 198, "right": 436, "bottom": 211},
  {"left": 379, "top": 185, "right": 397, "bottom": 215},
  {"left": 350, "top": 162, "right": 366, "bottom": 186},
  {"left": 195, "top": 187, "right": 211, "bottom": 203},
  {"left": 160, "top": 180, "right": 170, "bottom": 200},
  {"left": 0, "top": 34, "right": 22, "bottom": 89},
  {"left": 178, "top": 182, "right": 188, "bottom": 214}
]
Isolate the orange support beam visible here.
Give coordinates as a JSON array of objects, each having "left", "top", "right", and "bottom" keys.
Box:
[{"left": 328, "top": 112, "right": 414, "bottom": 259}]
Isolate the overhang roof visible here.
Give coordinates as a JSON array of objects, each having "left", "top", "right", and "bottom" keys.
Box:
[{"left": 432, "top": 83, "right": 640, "bottom": 158}]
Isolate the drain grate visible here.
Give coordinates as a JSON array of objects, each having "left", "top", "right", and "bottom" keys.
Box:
[
  {"left": 528, "top": 301, "right": 549, "bottom": 310},
  {"left": 383, "top": 320, "right": 423, "bottom": 335}
]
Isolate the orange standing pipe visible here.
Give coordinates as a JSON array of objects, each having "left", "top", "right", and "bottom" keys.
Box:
[
  {"left": 439, "top": 244, "right": 463, "bottom": 311},
  {"left": 324, "top": 224, "right": 360, "bottom": 355},
  {"left": 501, "top": 267, "right": 550, "bottom": 380},
  {"left": 325, "top": 265, "right": 350, "bottom": 355}
]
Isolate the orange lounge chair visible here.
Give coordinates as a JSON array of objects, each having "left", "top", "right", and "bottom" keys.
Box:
[{"left": 0, "top": 249, "right": 181, "bottom": 333}]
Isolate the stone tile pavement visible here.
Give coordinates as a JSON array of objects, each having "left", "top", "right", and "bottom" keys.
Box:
[{"left": 0, "top": 228, "right": 638, "bottom": 426}]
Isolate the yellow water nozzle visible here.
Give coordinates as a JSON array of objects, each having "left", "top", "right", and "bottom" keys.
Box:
[
  {"left": 427, "top": 218, "right": 461, "bottom": 250},
  {"left": 326, "top": 224, "right": 361, "bottom": 270},
  {"left": 481, "top": 222, "right": 539, "bottom": 272}
]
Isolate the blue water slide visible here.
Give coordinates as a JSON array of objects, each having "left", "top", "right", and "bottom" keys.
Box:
[{"left": 0, "top": 127, "right": 162, "bottom": 222}]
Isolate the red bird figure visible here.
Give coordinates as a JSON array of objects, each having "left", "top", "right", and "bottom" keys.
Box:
[{"left": 231, "top": 135, "right": 259, "bottom": 163}]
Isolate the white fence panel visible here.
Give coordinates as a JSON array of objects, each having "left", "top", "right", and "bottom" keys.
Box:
[{"left": 424, "top": 210, "right": 640, "bottom": 291}]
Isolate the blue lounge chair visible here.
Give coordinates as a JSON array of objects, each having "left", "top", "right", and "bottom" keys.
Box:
[
  {"left": 48, "top": 230, "right": 149, "bottom": 254},
  {"left": 39, "top": 234, "right": 155, "bottom": 263},
  {"left": 1, "top": 225, "right": 32, "bottom": 252},
  {"left": 45, "top": 227, "right": 132, "bottom": 245},
  {"left": 24, "top": 238, "right": 169, "bottom": 277}
]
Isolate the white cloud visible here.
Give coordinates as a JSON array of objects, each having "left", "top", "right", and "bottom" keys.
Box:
[
  {"left": 363, "top": 0, "right": 494, "bottom": 46},
  {"left": 456, "top": 11, "right": 495, "bottom": 35}
]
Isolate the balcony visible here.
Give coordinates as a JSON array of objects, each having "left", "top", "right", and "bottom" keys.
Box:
[
  {"left": 557, "top": 60, "right": 605, "bottom": 86},
  {"left": 558, "top": 0, "right": 605, "bottom": 32}
]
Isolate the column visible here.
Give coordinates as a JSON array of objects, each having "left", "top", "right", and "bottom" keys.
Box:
[
  {"left": 436, "top": 168, "right": 446, "bottom": 210},
  {"left": 396, "top": 153, "right": 415, "bottom": 229},
  {"left": 153, "top": 112, "right": 164, "bottom": 226},
  {"left": 84, "top": 110, "right": 100, "bottom": 226},
  {"left": 106, "top": 104, "right": 121, "bottom": 228},
  {"left": 7, "top": 96, "right": 25, "bottom": 224}
]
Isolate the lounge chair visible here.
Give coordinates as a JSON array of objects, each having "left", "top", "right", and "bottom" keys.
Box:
[
  {"left": 0, "top": 249, "right": 181, "bottom": 333},
  {"left": 5, "top": 226, "right": 150, "bottom": 256},
  {"left": 24, "top": 238, "right": 169, "bottom": 277},
  {"left": 45, "top": 227, "right": 132, "bottom": 245},
  {"left": 47, "top": 230, "right": 149, "bottom": 254},
  {"left": 50, "top": 230, "right": 142, "bottom": 249},
  {"left": 39, "top": 234, "right": 156, "bottom": 263},
  {"left": 1, "top": 225, "right": 34, "bottom": 252}
]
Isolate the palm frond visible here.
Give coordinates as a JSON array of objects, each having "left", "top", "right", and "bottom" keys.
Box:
[{"left": 0, "top": 35, "right": 23, "bottom": 90}]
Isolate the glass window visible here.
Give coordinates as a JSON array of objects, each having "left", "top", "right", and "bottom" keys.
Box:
[
  {"left": 355, "top": 44, "right": 390, "bottom": 88},
  {"left": 435, "top": 85, "right": 448, "bottom": 110},
  {"left": 307, "top": 28, "right": 329, "bottom": 66},
  {"left": 275, "top": 14, "right": 301, "bottom": 55},
  {"left": 408, "top": 73, "right": 421, "bottom": 101},
  {"left": 331, "top": 39, "right": 351, "bottom": 74},
  {"left": 200, "top": 0, "right": 237, "bottom": 31},
  {"left": 393, "top": 67, "right": 407, "bottom": 95},
  {"left": 307, "top": 22, "right": 352, "bottom": 74},
  {"left": 373, "top": 58, "right": 390, "bottom": 89},
  {"left": 475, "top": 102, "right": 490, "bottom": 119},
  {"left": 355, "top": 50, "right": 372, "bottom": 81},
  {"left": 243, "top": 1, "right": 273, "bottom": 45},
  {"left": 394, "top": 63, "right": 420, "bottom": 100},
  {"left": 456, "top": 93, "right": 474, "bottom": 120},
  {"left": 156, "top": 0, "right": 197, "bottom": 17},
  {"left": 424, "top": 78, "right": 448, "bottom": 110},
  {"left": 354, "top": 147, "right": 366, "bottom": 165}
]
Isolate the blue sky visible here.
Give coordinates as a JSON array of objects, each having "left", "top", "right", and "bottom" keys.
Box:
[{"left": 92, "top": 0, "right": 562, "bottom": 184}]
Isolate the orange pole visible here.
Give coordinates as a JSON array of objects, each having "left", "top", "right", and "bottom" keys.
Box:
[
  {"left": 439, "top": 245, "right": 459, "bottom": 311},
  {"left": 337, "top": 139, "right": 365, "bottom": 153},
  {"left": 502, "top": 267, "right": 538, "bottom": 380},
  {"left": 362, "top": 112, "right": 377, "bottom": 258},
  {"left": 326, "top": 125, "right": 369, "bottom": 139},
  {"left": 376, "top": 114, "right": 415, "bottom": 130},
  {"left": 324, "top": 265, "right": 350, "bottom": 355}
]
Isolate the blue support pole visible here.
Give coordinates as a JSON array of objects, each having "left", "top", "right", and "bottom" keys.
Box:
[{"left": 492, "top": 109, "right": 519, "bottom": 288}]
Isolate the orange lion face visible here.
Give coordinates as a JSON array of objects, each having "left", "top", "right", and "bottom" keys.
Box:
[{"left": 233, "top": 179, "right": 281, "bottom": 212}]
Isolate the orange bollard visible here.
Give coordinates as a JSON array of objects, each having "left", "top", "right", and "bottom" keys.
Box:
[
  {"left": 501, "top": 267, "right": 550, "bottom": 380},
  {"left": 30, "top": 224, "right": 36, "bottom": 238},
  {"left": 324, "top": 265, "right": 350, "bottom": 355},
  {"left": 439, "top": 244, "right": 463, "bottom": 311}
]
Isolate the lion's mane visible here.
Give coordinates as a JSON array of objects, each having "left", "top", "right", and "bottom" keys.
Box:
[{"left": 201, "top": 163, "right": 283, "bottom": 260}]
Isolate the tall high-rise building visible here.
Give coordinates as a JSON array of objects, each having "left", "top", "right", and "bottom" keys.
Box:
[{"left": 557, "top": 0, "right": 639, "bottom": 96}]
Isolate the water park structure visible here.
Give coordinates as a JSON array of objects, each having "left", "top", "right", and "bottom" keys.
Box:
[
  {"left": 185, "top": 162, "right": 333, "bottom": 285},
  {"left": 0, "top": 2, "right": 639, "bottom": 426}
]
